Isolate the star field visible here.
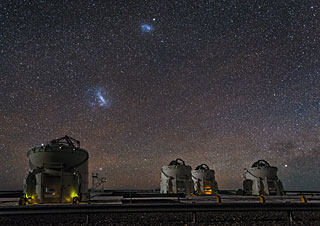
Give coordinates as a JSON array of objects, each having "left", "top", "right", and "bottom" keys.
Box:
[{"left": 0, "top": 1, "right": 320, "bottom": 190}]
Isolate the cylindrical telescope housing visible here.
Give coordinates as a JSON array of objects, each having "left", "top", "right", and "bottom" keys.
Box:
[
  {"left": 160, "top": 158, "right": 193, "bottom": 195},
  {"left": 243, "top": 160, "right": 284, "bottom": 196},
  {"left": 23, "top": 136, "right": 89, "bottom": 204},
  {"left": 192, "top": 164, "right": 218, "bottom": 195}
]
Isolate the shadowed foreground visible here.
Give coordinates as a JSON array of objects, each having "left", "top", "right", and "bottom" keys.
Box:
[{"left": 1, "top": 203, "right": 320, "bottom": 226}]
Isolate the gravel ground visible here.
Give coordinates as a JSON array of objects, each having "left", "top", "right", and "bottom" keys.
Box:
[{"left": 0, "top": 211, "right": 320, "bottom": 226}]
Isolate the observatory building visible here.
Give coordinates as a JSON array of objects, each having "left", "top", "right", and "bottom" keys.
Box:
[
  {"left": 21, "top": 136, "right": 89, "bottom": 204},
  {"left": 192, "top": 164, "right": 218, "bottom": 195},
  {"left": 160, "top": 158, "right": 193, "bottom": 195},
  {"left": 243, "top": 160, "right": 284, "bottom": 196}
]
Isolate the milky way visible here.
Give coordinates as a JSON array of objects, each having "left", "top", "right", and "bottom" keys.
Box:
[{"left": 0, "top": 1, "right": 320, "bottom": 190}]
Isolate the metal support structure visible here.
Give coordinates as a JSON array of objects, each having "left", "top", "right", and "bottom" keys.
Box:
[{"left": 91, "top": 173, "right": 106, "bottom": 192}]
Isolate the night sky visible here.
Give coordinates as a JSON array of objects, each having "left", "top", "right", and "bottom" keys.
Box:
[{"left": 1, "top": 1, "right": 320, "bottom": 191}]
